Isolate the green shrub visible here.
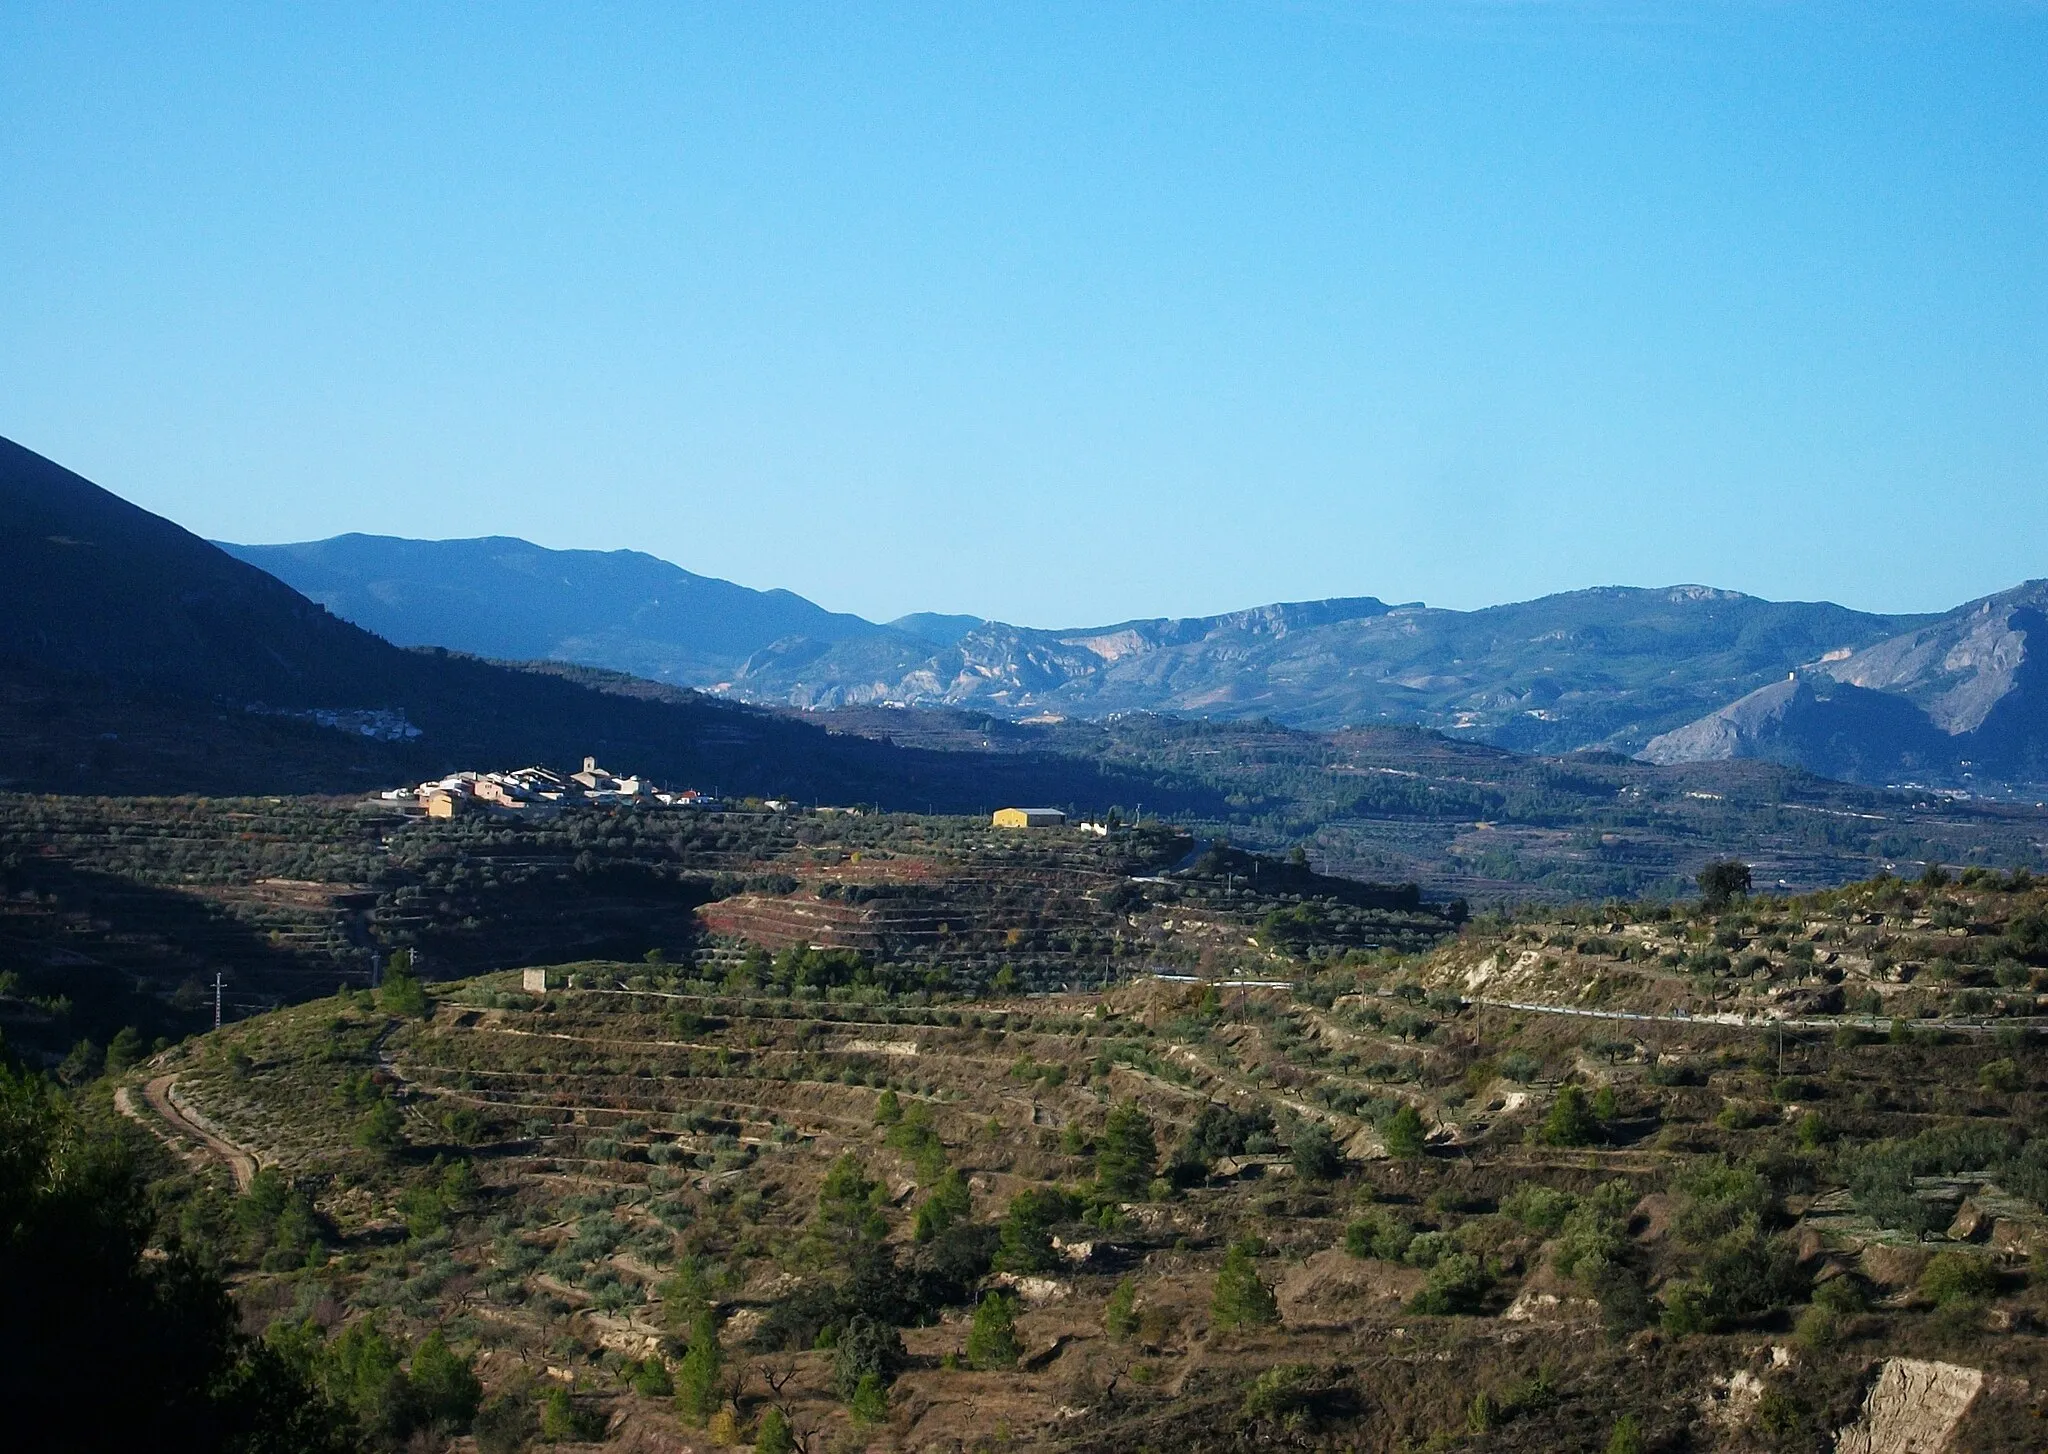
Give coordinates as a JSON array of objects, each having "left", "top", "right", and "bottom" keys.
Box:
[
  {"left": 629, "top": 1356, "right": 673, "bottom": 1397},
  {"left": 1604, "top": 1413, "right": 1645, "bottom": 1454},
  {"left": 473, "top": 1392, "right": 537, "bottom": 1454},
  {"left": 1498, "top": 1051, "right": 1541, "bottom": 1083},
  {"left": 753, "top": 1406, "right": 795, "bottom": 1454},
  {"left": 1551, "top": 1201, "right": 1628, "bottom": 1283},
  {"left": 1342, "top": 1208, "right": 1414, "bottom": 1262},
  {"left": 1241, "top": 1363, "right": 1321, "bottom": 1431},
  {"left": 1403, "top": 1230, "right": 1454, "bottom": 1270},
  {"left": 1408, "top": 1252, "right": 1490, "bottom": 1315},
  {"left": 1502, "top": 1184, "right": 1575, "bottom": 1234},
  {"left": 1104, "top": 1277, "right": 1139, "bottom": 1342},
  {"left": 1979, "top": 1058, "right": 2021, "bottom": 1093},
  {"left": 1211, "top": 1240, "right": 1281, "bottom": 1330},
  {"left": 409, "top": 1330, "right": 482, "bottom": 1431},
  {"left": 1381, "top": 1103, "right": 1426, "bottom": 1159},
  {"left": 966, "top": 1292, "right": 1021, "bottom": 1369},
  {"left": 538, "top": 1386, "right": 605, "bottom": 1442},
  {"left": 1659, "top": 1279, "right": 1713, "bottom": 1337},
  {"left": 1673, "top": 1162, "right": 1770, "bottom": 1246},
  {"left": 1920, "top": 1251, "right": 1998, "bottom": 1307},
  {"left": 1289, "top": 1122, "right": 1344, "bottom": 1182},
  {"left": 1537, "top": 1085, "right": 1598, "bottom": 1147}
]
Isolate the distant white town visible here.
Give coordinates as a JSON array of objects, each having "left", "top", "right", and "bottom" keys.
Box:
[
  {"left": 378, "top": 756, "right": 737, "bottom": 818},
  {"left": 376, "top": 762, "right": 1101, "bottom": 834}
]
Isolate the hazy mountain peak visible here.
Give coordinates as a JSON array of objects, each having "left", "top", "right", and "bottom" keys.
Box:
[
  {"left": 222, "top": 533, "right": 884, "bottom": 683},
  {"left": 887, "top": 611, "right": 986, "bottom": 647}
]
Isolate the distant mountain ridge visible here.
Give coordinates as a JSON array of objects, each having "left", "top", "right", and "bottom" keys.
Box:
[
  {"left": 227, "top": 532, "right": 1938, "bottom": 762},
  {"left": 726, "top": 587, "right": 1929, "bottom": 760}
]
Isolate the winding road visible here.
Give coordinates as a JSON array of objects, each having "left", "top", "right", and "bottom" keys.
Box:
[{"left": 117, "top": 1075, "right": 262, "bottom": 1192}]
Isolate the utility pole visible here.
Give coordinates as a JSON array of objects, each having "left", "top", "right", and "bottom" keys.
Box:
[{"left": 213, "top": 971, "right": 223, "bottom": 1032}]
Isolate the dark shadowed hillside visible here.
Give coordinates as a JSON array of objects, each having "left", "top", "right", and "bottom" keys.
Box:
[{"left": 0, "top": 436, "right": 1210, "bottom": 813}]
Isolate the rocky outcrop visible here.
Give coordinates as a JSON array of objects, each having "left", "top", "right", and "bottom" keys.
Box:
[
  {"left": 1832, "top": 1357, "right": 1982, "bottom": 1453},
  {"left": 1642, "top": 583, "right": 2048, "bottom": 790}
]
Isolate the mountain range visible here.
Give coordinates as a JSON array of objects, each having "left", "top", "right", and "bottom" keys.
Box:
[
  {"left": 0, "top": 435, "right": 1186, "bottom": 811},
  {"left": 222, "top": 531, "right": 2045, "bottom": 793}
]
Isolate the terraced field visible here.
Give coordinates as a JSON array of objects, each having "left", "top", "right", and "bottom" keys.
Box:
[
  {"left": 0, "top": 797, "right": 1458, "bottom": 1071},
  {"left": 115, "top": 866, "right": 2048, "bottom": 1451}
]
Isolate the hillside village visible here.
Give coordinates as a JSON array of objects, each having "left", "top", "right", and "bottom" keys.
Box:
[{"left": 380, "top": 757, "right": 729, "bottom": 819}]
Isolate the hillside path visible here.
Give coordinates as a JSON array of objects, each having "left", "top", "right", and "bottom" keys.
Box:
[
  {"left": 115, "top": 1083, "right": 212, "bottom": 1178},
  {"left": 136, "top": 1075, "right": 261, "bottom": 1192},
  {"left": 1472, "top": 996, "right": 2046, "bottom": 1037}
]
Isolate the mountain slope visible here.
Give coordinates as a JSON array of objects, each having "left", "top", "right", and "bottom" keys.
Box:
[
  {"left": 221, "top": 533, "right": 885, "bottom": 683},
  {"left": 1, "top": 438, "right": 408, "bottom": 704},
  {"left": 0, "top": 436, "right": 1211, "bottom": 812},
  {"left": 1642, "top": 581, "right": 2048, "bottom": 790}
]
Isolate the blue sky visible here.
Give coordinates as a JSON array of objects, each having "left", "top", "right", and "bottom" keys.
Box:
[{"left": 3, "top": 3, "right": 2043, "bottom": 627}]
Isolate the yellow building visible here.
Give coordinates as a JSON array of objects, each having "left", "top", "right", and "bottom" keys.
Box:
[{"left": 992, "top": 807, "right": 1067, "bottom": 828}]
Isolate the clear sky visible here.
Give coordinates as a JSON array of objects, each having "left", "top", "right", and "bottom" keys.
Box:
[{"left": 3, "top": 3, "right": 2043, "bottom": 628}]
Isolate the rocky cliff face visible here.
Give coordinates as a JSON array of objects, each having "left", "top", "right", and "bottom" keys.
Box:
[{"left": 1641, "top": 582, "right": 2048, "bottom": 791}]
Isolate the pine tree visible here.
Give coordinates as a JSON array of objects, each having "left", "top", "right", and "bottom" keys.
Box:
[
  {"left": 354, "top": 1095, "right": 405, "bottom": 1153},
  {"left": 1539, "top": 1086, "right": 1599, "bottom": 1147},
  {"left": 816, "top": 1152, "right": 886, "bottom": 1242},
  {"left": 675, "top": 1307, "right": 724, "bottom": 1424},
  {"left": 914, "top": 1167, "right": 972, "bottom": 1242},
  {"left": 1104, "top": 1277, "right": 1139, "bottom": 1342},
  {"left": 849, "top": 1372, "right": 888, "bottom": 1424},
  {"left": 1096, "top": 1102, "right": 1157, "bottom": 1199},
  {"left": 380, "top": 953, "right": 429, "bottom": 1017},
  {"left": 409, "top": 1329, "right": 482, "bottom": 1430},
  {"left": 754, "top": 1406, "right": 795, "bottom": 1454},
  {"left": 1382, "top": 1103, "right": 1426, "bottom": 1159},
  {"left": 965, "top": 1292, "right": 1022, "bottom": 1369},
  {"left": 1210, "top": 1240, "right": 1280, "bottom": 1331}
]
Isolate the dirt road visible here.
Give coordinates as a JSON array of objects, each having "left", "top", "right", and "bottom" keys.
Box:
[{"left": 130, "top": 1075, "right": 261, "bottom": 1192}]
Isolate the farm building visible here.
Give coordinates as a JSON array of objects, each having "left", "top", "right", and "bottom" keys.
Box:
[{"left": 992, "top": 806, "right": 1067, "bottom": 828}]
